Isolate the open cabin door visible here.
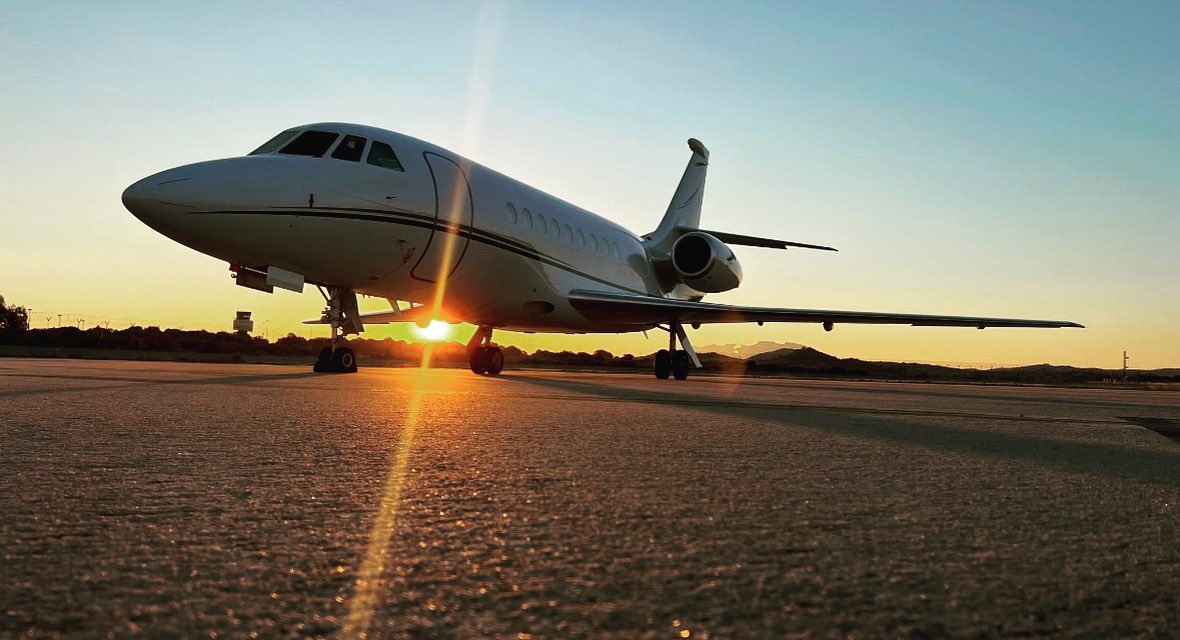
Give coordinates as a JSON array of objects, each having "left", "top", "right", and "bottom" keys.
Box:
[{"left": 412, "top": 152, "right": 474, "bottom": 283}]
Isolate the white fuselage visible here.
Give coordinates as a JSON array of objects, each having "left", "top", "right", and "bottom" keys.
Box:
[{"left": 122, "top": 123, "right": 666, "bottom": 333}]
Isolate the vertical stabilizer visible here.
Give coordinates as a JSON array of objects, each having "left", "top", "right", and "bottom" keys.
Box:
[{"left": 645, "top": 138, "right": 709, "bottom": 251}]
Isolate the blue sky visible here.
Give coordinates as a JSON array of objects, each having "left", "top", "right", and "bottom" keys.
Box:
[{"left": 2, "top": 2, "right": 1177, "bottom": 366}]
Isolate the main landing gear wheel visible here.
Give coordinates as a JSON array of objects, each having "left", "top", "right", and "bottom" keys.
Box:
[
  {"left": 484, "top": 347, "right": 504, "bottom": 375},
  {"left": 654, "top": 349, "right": 672, "bottom": 380},
  {"left": 652, "top": 321, "right": 699, "bottom": 381},
  {"left": 672, "top": 351, "right": 690, "bottom": 381},
  {"left": 467, "top": 326, "right": 504, "bottom": 376},
  {"left": 469, "top": 346, "right": 504, "bottom": 376},
  {"left": 469, "top": 347, "right": 487, "bottom": 374}
]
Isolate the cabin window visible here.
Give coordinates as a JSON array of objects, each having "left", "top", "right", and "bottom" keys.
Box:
[
  {"left": 551, "top": 218, "right": 560, "bottom": 238},
  {"left": 563, "top": 223, "right": 573, "bottom": 243},
  {"left": 522, "top": 207, "right": 534, "bottom": 229},
  {"left": 366, "top": 141, "right": 405, "bottom": 171},
  {"left": 249, "top": 129, "right": 300, "bottom": 155},
  {"left": 506, "top": 202, "right": 518, "bottom": 225},
  {"left": 577, "top": 228, "right": 585, "bottom": 246},
  {"left": 536, "top": 214, "right": 547, "bottom": 235},
  {"left": 278, "top": 130, "right": 339, "bottom": 157},
  {"left": 589, "top": 234, "right": 599, "bottom": 252}
]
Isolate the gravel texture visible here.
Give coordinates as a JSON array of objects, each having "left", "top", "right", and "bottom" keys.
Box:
[{"left": 2, "top": 358, "right": 1179, "bottom": 638}]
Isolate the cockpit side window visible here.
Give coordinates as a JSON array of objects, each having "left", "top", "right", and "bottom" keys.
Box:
[
  {"left": 249, "top": 129, "right": 300, "bottom": 155},
  {"left": 331, "top": 135, "right": 367, "bottom": 162},
  {"left": 366, "top": 141, "right": 405, "bottom": 171},
  {"left": 278, "top": 130, "right": 340, "bottom": 157}
]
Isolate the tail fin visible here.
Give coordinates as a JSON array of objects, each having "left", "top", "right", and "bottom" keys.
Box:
[{"left": 645, "top": 138, "right": 709, "bottom": 252}]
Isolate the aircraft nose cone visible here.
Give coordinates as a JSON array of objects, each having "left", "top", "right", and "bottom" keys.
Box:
[
  {"left": 121, "top": 176, "right": 157, "bottom": 222},
  {"left": 122, "top": 170, "right": 194, "bottom": 232}
]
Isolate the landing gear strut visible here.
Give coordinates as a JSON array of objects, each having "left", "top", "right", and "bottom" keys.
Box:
[
  {"left": 313, "top": 285, "right": 362, "bottom": 374},
  {"left": 467, "top": 325, "right": 504, "bottom": 376},
  {"left": 653, "top": 321, "right": 700, "bottom": 381}
]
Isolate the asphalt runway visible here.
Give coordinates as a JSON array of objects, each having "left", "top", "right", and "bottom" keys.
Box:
[{"left": 3, "top": 358, "right": 1180, "bottom": 638}]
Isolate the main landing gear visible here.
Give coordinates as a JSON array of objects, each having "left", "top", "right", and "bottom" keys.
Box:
[
  {"left": 653, "top": 321, "right": 701, "bottom": 381},
  {"left": 467, "top": 325, "right": 504, "bottom": 376},
  {"left": 313, "top": 286, "right": 362, "bottom": 374}
]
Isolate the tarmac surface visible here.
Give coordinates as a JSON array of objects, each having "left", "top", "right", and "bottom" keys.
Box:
[{"left": 2, "top": 358, "right": 1180, "bottom": 639}]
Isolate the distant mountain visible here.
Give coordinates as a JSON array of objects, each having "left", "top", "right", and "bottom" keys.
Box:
[
  {"left": 749, "top": 347, "right": 842, "bottom": 367},
  {"left": 698, "top": 340, "right": 805, "bottom": 359}
]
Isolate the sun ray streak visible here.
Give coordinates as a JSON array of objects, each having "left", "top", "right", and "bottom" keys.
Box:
[
  {"left": 339, "top": 347, "right": 434, "bottom": 638},
  {"left": 340, "top": 3, "right": 503, "bottom": 637}
]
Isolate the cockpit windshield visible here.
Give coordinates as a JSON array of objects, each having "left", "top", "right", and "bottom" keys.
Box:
[
  {"left": 277, "top": 130, "right": 340, "bottom": 158},
  {"left": 248, "top": 129, "right": 300, "bottom": 155}
]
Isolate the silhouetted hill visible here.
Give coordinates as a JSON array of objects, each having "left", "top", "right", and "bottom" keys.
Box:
[
  {"left": 749, "top": 347, "right": 842, "bottom": 368},
  {"left": 699, "top": 341, "right": 805, "bottom": 358}
]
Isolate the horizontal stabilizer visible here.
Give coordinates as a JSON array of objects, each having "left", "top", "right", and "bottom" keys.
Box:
[{"left": 692, "top": 228, "right": 837, "bottom": 252}]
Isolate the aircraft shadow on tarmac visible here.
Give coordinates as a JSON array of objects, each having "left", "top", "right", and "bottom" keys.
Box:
[
  {"left": 500, "top": 374, "right": 1180, "bottom": 487},
  {"left": 742, "top": 379, "right": 1180, "bottom": 414}
]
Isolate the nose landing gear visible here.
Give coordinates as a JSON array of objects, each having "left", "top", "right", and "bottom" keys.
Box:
[
  {"left": 313, "top": 286, "right": 362, "bottom": 374},
  {"left": 467, "top": 325, "right": 504, "bottom": 375}
]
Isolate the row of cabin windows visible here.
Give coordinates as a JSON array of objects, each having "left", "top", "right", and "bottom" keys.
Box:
[
  {"left": 505, "top": 202, "right": 620, "bottom": 259},
  {"left": 249, "top": 129, "right": 404, "bottom": 171}
]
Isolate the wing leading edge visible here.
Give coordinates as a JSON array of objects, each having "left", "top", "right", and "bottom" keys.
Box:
[{"left": 568, "top": 289, "right": 1084, "bottom": 329}]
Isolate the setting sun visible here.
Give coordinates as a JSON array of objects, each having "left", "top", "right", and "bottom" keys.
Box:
[{"left": 412, "top": 320, "right": 453, "bottom": 342}]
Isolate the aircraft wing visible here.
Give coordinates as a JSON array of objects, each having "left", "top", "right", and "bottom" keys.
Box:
[{"left": 567, "top": 289, "right": 1084, "bottom": 329}]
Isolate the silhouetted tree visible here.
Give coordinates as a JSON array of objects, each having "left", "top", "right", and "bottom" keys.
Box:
[{"left": 0, "top": 295, "right": 29, "bottom": 343}]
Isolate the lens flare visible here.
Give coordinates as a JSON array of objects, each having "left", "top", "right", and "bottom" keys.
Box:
[{"left": 412, "top": 320, "right": 452, "bottom": 341}]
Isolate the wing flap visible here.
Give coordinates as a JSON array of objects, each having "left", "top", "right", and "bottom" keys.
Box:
[{"left": 568, "top": 289, "right": 1083, "bottom": 329}]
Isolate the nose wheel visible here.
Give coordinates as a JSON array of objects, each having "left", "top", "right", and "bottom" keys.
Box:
[
  {"left": 314, "top": 345, "right": 358, "bottom": 373},
  {"left": 468, "top": 325, "right": 504, "bottom": 375},
  {"left": 313, "top": 286, "right": 362, "bottom": 374}
]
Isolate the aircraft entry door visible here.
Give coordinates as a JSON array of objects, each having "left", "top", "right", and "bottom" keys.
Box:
[{"left": 412, "top": 152, "right": 474, "bottom": 283}]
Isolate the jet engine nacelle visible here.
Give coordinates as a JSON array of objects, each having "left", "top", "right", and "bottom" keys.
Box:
[{"left": 671, "top": 231, "right": 743, "bottom": 293}]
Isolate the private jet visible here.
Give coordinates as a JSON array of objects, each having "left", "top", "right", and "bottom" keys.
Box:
[{"left": 122, "top": 123, "right": 1082, "bottom": 378}]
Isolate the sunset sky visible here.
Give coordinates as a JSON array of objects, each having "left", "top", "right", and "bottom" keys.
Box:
[{"left": 1, "top": 2, "right": 1176, "bottom": 368}]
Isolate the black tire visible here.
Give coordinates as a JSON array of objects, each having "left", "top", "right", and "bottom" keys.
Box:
[
  {"left": 331, "top": 347, "right": 358, "bottom": 373},
  {"left": 313, "top": 347, "right": 332, "bottom": 373},
  {"left": 672, "top": 351, "right": 690, "bottom": 380},
  {"left": 654, "top": 349, "right": 671, "bottom": 380},
  {"left": 485, "top": 347, "right": 504, "bottom": 375},
  {"left": 469, "top": 346, "right": 488, "bottom": 374}
]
